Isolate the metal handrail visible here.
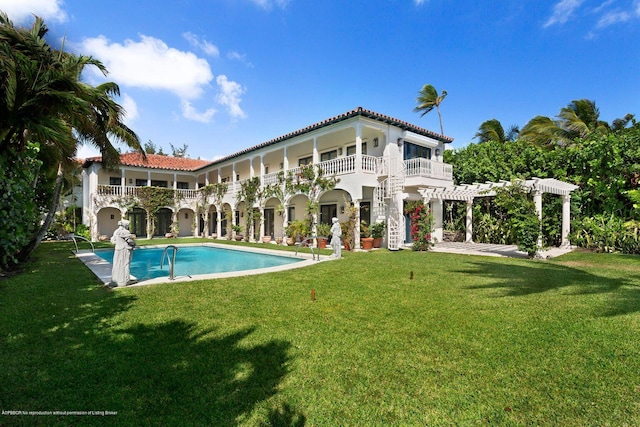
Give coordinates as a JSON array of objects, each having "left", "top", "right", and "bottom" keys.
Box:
[
  {"left": 68, "top": 234, "right": 95, "bottom": 253},
  {"left": 160, "top": 245, "right": 179, "bottom": 280},
  {"left": 294, "top": 237, "right": 321, "bottom": 261}
]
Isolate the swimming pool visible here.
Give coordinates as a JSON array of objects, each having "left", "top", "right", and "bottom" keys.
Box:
[{"left": 93, "top": 244, "right": 306, "bottom": 283}]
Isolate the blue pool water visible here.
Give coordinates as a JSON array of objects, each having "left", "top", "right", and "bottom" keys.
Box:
[{"left": 95, "top": 245, "right": 302, "bottom": 281}]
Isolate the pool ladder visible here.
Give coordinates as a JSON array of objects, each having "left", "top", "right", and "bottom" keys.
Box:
[
  {"left": 69, "top": 234, "right": 95, "bottom": 253},
  {"left": 161, "top": 245, "right": 179, "bottom": 280}
]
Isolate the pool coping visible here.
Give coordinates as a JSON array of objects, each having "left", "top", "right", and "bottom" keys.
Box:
[{"left": 75, "top": 242, "right": 329, "bottom": 287}]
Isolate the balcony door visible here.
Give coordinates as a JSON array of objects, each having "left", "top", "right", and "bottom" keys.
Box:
[
  {"left": 264, "top": 208, "right": 275, "bottom": 237},
  {"left": 403, "top": 141, "right": 431, "bottom": 160}
]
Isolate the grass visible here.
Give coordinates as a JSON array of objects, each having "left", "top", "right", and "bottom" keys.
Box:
[{"left": 1, "top": 240, "right": 640, "bottom": 426}]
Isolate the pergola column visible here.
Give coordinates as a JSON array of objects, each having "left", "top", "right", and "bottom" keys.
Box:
[
  {"left": 534, "top": 190, "right": 543, "bottom": 248},
  {"left": 465, "top": 199, "right": 473, "bottom": 243},
  {"left": 561, "top": 194, "right": 571, "bottom": 248},
  {"left": 430, "top": 198, "right": 444, "bottom": 243}
]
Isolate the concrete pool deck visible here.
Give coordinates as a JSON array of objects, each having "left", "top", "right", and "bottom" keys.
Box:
[{"left": 75, "top": 242, "right": 328, "bottom": 287}]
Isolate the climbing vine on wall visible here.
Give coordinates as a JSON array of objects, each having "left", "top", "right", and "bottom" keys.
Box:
[{"left": 405, "top": 201, "right": 435, "bottom": 251}]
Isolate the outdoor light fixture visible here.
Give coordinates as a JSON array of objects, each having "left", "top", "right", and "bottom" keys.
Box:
[
  {"left": 338, "top": 147, "right": 343, "bottom": 155},
  {"left": 397, "top": 138, "right": 403, "bottom": 146},
  {"left": 185, "top": 213, "right": 189, "bottom": 219},
  {"left": 340, "top": 205, "right": 345, "bottom": 214},
  {"left": 435, "top": 149, "right": 441, "bottom": 156},
  {"left": 373, "top": 137, "right": 379, "bottom": 147}
]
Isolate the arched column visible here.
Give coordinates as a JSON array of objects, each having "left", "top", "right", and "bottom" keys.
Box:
[
  {"left": 353, "top": 199, "right": 361, "bottom": 249},
  {"left": 216, "top": 208, "right": 222, "bottom": 238}
]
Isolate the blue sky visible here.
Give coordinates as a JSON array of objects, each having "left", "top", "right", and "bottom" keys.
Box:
[{"left": 1, "top": 0, "right": 639, "bottom": 159}]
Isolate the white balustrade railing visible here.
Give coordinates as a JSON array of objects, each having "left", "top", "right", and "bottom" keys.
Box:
[
  {"left": 95, "top": 156, "right": 453, "bottom": 203},
  {"left": 404, "top": 158, "right": 453, "bottom": 180}
]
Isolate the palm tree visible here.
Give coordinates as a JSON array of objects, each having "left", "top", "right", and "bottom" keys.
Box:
[
  {"left": 475, "top": 119, "right": 506, "bottom": 143},
  {"left": 520, "top": 99, "right": 610, "bottom": 148},
  {"left": 0, "top": 14, "right": 143, "bottom": 263},
  {"left": 558, "top": 99, "right": 609, "bottom": 139},
  {"left": 414, "top": 84, "right": 447, "bottom": 135}
]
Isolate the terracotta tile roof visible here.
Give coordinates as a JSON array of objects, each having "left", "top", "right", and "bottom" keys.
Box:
[
  {"left": 83, "top": 152, "right": 212, "bottom": 171},
  {"left": 203, "top": 107, "right": 454, "bottom": 168},
  {"left": 82, "top": 108, "right": 452, "bottom": 172}
]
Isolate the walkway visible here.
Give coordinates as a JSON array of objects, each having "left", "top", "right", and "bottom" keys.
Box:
[{"left": 431, "top": 242, "right": 573, "bottom": 259}]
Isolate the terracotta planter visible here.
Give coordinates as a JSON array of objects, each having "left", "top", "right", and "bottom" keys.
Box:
[
  {"left": 343, "top": 238, "right": 351, "bottom": 251},
  {"left": 262, "top": 236, "right": 272, "bottom": 243},
  {"left": 361, "top": 237, "right": 374, "bottom": 250},
  {"left": 372, "top": 237, "right": 383, "bottom": 248},
  {"left": 317, "top": 237, "right": 327, "bottom": 249}
]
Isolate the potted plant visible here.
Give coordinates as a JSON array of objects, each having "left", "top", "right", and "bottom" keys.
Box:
[
  {"left": 370, "top": 221, "right": 386, "bottom": 248},
  {"left": 316, "top": 222, "right": 331, "bottom": 249},
  {"left": 285, "top": 219, "right": 309, "bottom": 245},
  {"left": 360, "top": 221, "right": 374, "bottom": 250},
  {"left": 231, "top": 224, "right": 243, "bottom": 241},
  {"left": 262, "top": 235, "right": 272, "bottom": 243}
]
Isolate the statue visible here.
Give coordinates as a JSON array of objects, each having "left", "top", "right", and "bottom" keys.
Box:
[
  {"left": 110, "top": 219, "right": 136, "bottom": 287},
  {"left": 330, "top": 217, "right": 342, "bottom": 259}
]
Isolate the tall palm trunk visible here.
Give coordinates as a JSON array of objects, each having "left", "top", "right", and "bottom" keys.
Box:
[
  {"left": 437, "top": 107, "right": 444, "bottom": 135},
  {"left": 18, "top": 162, "right": 65, "bottom": 263}
]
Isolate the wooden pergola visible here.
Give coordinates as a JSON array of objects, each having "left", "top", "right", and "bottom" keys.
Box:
[{"left": 419, "top": 178, "right": 579, "bottom": 248}]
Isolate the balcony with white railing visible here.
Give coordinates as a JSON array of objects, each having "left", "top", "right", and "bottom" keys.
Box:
[
  {"left": 96, "top": 185, "right": 199, "bottom": 200},
  {"left": 404, "top": 158, "right": 453, "bottom": 181}
]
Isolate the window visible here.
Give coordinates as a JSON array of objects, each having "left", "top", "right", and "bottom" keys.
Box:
[
  {"left": 287, "top": 206, "right": 295, "bottom": 222},
  {"left": 320, "top": 204, "right": 337, "bottom": 225},
  {"left": 298, "top": 156, "right": 313, "bottom": 166},
  {"left": 109, "top": 177, "right": 121, "bottom": 186},
  {"left": 321, "top": 150, "right": 338, "bottom": 162},
  {"left": 151, "top": 180, "right": 168, "bottom": 188},
  {"left": 135, "top": 179, "right": 147, "bottom": 187},
  {"left": 264, "top": 165, "right": 269, "bottom": 174},
  {"left": 346, "top": 142, "right": 367, "bottom": 156},
  {"left": 176, "top": 181, "right": 189, "bottom": 189},
  {"left": 403, "top": 142, "right": 431, "bottom": 160}
]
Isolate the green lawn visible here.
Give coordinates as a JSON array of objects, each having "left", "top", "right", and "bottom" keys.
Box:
[{"left": 1, "top": 241, "right": 639, "bottom": 426}]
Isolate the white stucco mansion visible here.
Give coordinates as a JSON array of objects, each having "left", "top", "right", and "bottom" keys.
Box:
[{"left": 80, "top": 107, "right": 578, "bottom": 249}]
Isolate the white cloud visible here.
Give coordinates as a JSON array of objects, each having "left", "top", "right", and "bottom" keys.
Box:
[
  {"left": 0, "top": 0, "right": 67, "bottom": 24},
  {"left": 544, "top": 0, "right": 584, "bottom": 27},
  {"left": 249, "top": 0, "right": 289, "bottom": 10},
  {"left": 78, "top": 34, "right": 213, "bottom": 100},
  {"left": 120, "top": 93, "right": 139, "bottom": 125},
  {"left": 183, "top": 32, "right": 220, "bottom": 57},
  {"left": 414, "top": 0, "right": 427, "bottom": 5},
  {"left": 597, "top": 9, "right": 632, "bottom": 27},
  {"left": 227, "top": 51, "right": 254, "bottom": 67},
  {"left": 181, "top": 100, "right": 217, "bottom": 123},
  {"left": 216, "top": 75, "right": 247, "bottom": 119}
]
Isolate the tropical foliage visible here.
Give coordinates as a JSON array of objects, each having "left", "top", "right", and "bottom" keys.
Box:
[
  {"left": 448, "top": 102, "right": 639, "bottom": 254},
  {"left": 0, "top": 14, "right": 143, "bottom": 270}
]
